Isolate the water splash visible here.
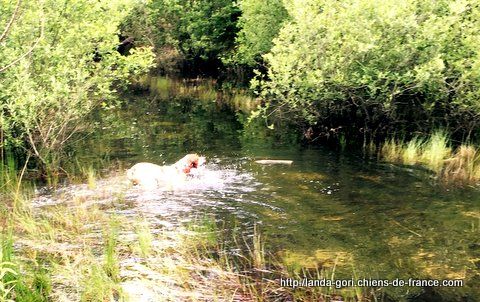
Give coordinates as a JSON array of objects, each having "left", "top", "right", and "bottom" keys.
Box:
[{"left": 32, "top": 161, "right": 270, "bottom": 228}]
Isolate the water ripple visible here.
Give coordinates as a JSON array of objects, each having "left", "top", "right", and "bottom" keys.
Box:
[{"left": 32, "top": 162, "right": 269, "bottom": 228}]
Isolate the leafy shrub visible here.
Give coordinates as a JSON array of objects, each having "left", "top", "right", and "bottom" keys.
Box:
[
  {"left": 121, "top": 0, "right": 239, "bottom": 75},
  {"left": 232, "top": 0, "right": 288, "bottom": 66},
  {"left": 257, "top": 0, "right": 480, "bottom": 141},
  {"left": 0, "top": 0, "right": 154, "bottom": 169}
]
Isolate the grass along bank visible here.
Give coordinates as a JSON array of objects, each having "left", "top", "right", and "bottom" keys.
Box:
[
  {"left": 378, "top": 131, "right": 480, "bottom": 185},
  {"left": 0, "top": 167, "right": 381, "bottom": 302}
]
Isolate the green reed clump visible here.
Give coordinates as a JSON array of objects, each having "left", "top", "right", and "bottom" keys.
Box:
[
  {"left": 0, "top": 154, "right": 34, "bottom": 206},
  {"left": 146, "top": 76, "right": 171, "bottom": 99},
  {"left": 231, "top": 92, "right": 259, "bottom": 113},
  {"left": 79, "top": 165, "right": 97, "bottom": 190},
  {"left": 0, "top": 155, "right": 17, "bottom": 194},
  {"left": 378, "top": 131, "right": 480, "bottom": 185},
  {"left": 380, "top": 138, "right": 402, "bottom": 162},
  {"left": 81, "top": 263, "right": 122, "bottom": 302},
  {"left": 401, "top": 137, "right": 423, "bottom": 165},
  {"left": 135, "top": 220, "right": 153, "bottom": 258},
  {"left": 0, "top": 161, "right": 127, "bottom": 301},
  {"left": 421, "top": 131, "right": 451, "bottom": 172},
  {"left": 0, "top": 230, "right": 17, "bottom": 302},
  {"left": 104, "top": 220, "right": 120, "bottom": 282},
  {"left": 248, "top": 224, "right": 265, "bottom": 270},
  {"left": 380, "top": 131, "right": 451, "bottom": 170},
  {"left": 214, "top": 224, "right": 377, "bottom": 301},
  {"left": 0, "top": 228, "right": 52, "bottom": 302}
]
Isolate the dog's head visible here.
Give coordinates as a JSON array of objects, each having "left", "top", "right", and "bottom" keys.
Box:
[{"left": 176, "top": 153, "right": 205, "bottom": 174}]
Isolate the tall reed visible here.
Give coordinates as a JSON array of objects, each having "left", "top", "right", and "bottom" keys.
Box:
[
  {"left": 381, "top": 138, "right": 401, "bottom": 162},
  {"left": 401, "top": 137, "right": 423, "bottom": 165},
  {"left": 421, "top": 131, "right": 451, "bottom": 172},
  {"left": 379, "top": 131, "right": 480, "bottom": 185}
]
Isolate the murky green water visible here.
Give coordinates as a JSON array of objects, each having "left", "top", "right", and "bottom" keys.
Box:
[{"left": 70, "top": 78, "right": 479, "bottom": 301}]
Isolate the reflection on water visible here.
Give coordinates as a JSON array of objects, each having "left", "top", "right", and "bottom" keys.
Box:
[{"left": 39, "top": 77, "right": 479, "bottom": 300}]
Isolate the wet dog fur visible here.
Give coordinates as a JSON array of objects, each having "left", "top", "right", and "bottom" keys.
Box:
[{"left": 127, "top": 154, "right": 205, "bottom": 188}]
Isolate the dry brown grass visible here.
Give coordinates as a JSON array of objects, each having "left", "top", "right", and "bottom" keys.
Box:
[{"left": 442, "top": 145, "right": 480, "bottom": 185}]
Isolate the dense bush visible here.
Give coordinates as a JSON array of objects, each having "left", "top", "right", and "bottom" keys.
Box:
[
  {"left": 121, "top": 0, "right": 239, "bottom": 76},
  {"left": 232, "top": 0, "right": 288, "bottom": 67},
  {"left": 256, "top": 0, "right": 480, "bottom": 142},
  {"left": 0, "top": 0, "right": 154, "bottom": 170}
]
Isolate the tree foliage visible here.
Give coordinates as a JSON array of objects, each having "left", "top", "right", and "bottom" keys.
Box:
[
  {"left": 233, "top": 0, "right": 288, "bottom": 66},
  {"left": 0, "top": 0, "right": 154, "bottom": 169},
  {"left": 257, "top": 0, "right": 480, "bottom": 140},
  {"left": 121, "top": 0, "right": 239, "bottom": 75}
]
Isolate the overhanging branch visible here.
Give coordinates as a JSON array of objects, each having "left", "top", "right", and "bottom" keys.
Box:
[{"left": 0, "top": 0, "right": 22, "bottom": 43}]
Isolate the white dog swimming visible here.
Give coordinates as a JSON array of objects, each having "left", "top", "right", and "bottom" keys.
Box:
[{"left": 127, "top": 154, "right": 206, "bottom": 189}]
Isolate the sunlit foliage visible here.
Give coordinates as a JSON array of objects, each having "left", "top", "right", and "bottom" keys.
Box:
[
  {"left": 0, "top": 0, "right": 154, "bottom": 169},
  {"left": 233, "top": 0, "right": 288, "bottom": 66},
  {"left": 257, "top": 0, "right": 480, "bottom": 140}
]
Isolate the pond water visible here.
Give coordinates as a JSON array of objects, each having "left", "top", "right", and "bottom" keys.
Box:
[{"left": 46, "top": 78, "right": 479, "bottom": 301}]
